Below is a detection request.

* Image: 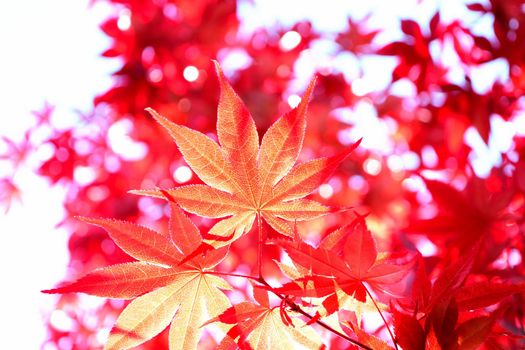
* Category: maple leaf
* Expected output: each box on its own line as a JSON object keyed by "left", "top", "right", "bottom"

{"left": 394, "top": 242, "right": 525, "bottom": 350}
{"left": 404, "top": 242, "right": 478, "bottom": 318}
{"left": 378, "top": 15, "right": 447, "bottom": 93}
{"left": 454, "top": 313, "right": 501, "bottom": 350}
{"left": 203, "top": 290, "right": 323, "bottom": 349}
{"left": 43, "top": 201, "right": 231, "bottom": 350}
{"left": 0, "top": 178, "right": 22, "bottom": 213}
{"left": 0, "top": 132, "right": 32, "bottom": 168}
{"left": 336, "top": 17, "right": 380, "bottom": 55}
{"left": 272, "top": 215, "right": 411, "bottom": 342}
{"left": 427, "top": 243, "right": 478, "bottom": 312}
{"left": 427, "top": 298, "right": 459, "bottom": 349}
{"left": 277, "top": 215, "right": 412, "bottom": 304}
{"left": 271, "top": 274, "right": 387, "bottom": 329}
{"left": 345, "top": 323, "right": 394, "bottom": 350}
{"left": 408, "top": 174, "right": 515, "bottom": 252}
{"left": 392, "top": 310, "right": 425, "bottom": 350}
{"left": 132, "top": 62, "right": 361, "bottom": 248}
{"left": 455, "top": 281, "right": 525, "bottom": 310}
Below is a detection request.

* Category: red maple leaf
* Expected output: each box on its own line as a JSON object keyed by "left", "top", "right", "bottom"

{"left": 275, "top": 215, "right": 412, "bottom": 324}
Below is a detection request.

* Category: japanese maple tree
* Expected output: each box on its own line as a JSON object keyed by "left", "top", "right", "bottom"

{"left": 43, "top": 62, "right": 525, "bottom": 349}
{"left": 45, "top": 64, "right": 364, "bottom": 349}
{"left": 1, "top": 0, "right": 523, "bottom": 348}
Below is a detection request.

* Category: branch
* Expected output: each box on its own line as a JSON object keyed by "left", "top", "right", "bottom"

{"left": 364, "top": 284, "right": 398, "bottom": 350}
{"left": 210, "top": 215, "right": 371, "bottom": 349}
{"left": 259, "top": 279, "right": 373, "bottom": 350}
{"left": 207, "top": 270, "right": 372, "bottom": 349}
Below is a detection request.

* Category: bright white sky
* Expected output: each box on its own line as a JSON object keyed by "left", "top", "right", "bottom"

{"left": 0, "top": 0, "right": 517, "bottom": 348}
{"left": 0, "top": 1, "right": 115, "bottom": 348}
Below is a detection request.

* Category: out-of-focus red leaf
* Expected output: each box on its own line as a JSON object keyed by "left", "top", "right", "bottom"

{"left": 456, "top": 282, "right": 525, "bottom": 310}
{"left": 393, "top": 310, "right": 425, "bottom": 350}
{"left": 427, "top": 298, "right": 459, "bottom": 349}
{"left": 429, "top": 243, "right": 479, "bottom": 310}
{"left": 455, "top": 314, "right": 499, "bottom": 350}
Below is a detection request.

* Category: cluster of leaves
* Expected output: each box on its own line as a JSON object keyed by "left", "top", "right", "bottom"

{"left": 44, "top": 64, "right": 525, "bottom": 348}
{"left": 2, "top": 0, "right": 525, "bottom": 348}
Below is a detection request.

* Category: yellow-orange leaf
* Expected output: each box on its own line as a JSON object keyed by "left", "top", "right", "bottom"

{"left": 241, "top": 308, "right": 322, "bottom": 349}
{"left": 137, "top": 63, "right": 360, "bottom": 247}
{"left": 215, "top": 62, "right": 260, "bottom": 206}
{"left": 262, "top": 212, "right": 294, "bottom": 236}
{"left": 257, "top": 78, "right": 315, "bottom": 198}
{"left": 105, "top": 271, "right": 230, "bottom": 350}
{"left": 105, "top": 279, "right": 184, "bottom": 350}
{"left": 207, "top": 211, "right": 256, "bottom": 242}
{"left": 268, "top": 145, "right": 360, "bottom": 205}
{"left": 168, "top": 274, "right": 231, "bottom": 349}
{"left": 132, "top": 185, "right": 246, "bottom": 218}
{"left": 206, "top": 301, "right": 323, "bottom": 349}
{"left": 45, "top": 203, "right": 232, "bottom": 350}
{"left": 146, "top": 108, "right": 242, "bottom": 195}
{"left": 264, "top": 198, "right": 330, "bottom": 221}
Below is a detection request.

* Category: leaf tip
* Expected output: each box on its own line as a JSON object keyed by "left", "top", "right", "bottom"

{"left": 211, "top": 59, "right": 222, "bottom": 74}
{"left": 304, "top": 75, "right": 318, "bottom": 99}
{"left": 41, "top": 283, "right": 76, "bottom": 295}
{"left": 145, "top": 107, "right": 162, "bottom": 122}
{"left": 212, "top": 60, "right": 231, "bottom": 90}
{"left": 145, "top": 107, "right": 172, "bottom": 128}
{"left": 75, "top": 216, "right": 116, "bottom": 228}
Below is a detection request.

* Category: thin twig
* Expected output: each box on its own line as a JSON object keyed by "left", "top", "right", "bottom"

{"left": 364, "top": 284, "right": 399, "bottom": 350}
{"left": 258, "top": 278, "right": 372, "bottom": 350}
{"left": 207, "top": 215, "right": 372, "bottom": 349}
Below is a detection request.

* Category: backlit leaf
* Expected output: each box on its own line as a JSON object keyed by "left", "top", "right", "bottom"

{"left": 44, "top": 205, "right": 231, "bottom": 350}
{"left": 206, "top": 299, "right": 323, "bottom": 349}
{"left": 134, "top": 64, "right": 360, "bottom": 248}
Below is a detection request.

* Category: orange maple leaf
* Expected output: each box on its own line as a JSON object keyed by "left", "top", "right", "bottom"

{"left": 43, "top": 201, "right": 231, "bottom": 350}
{"left": 133, "top": 62, "right": 360, "bottom": 248}
{"left": 203, "top": 290, "right": 323, "bottom": 349}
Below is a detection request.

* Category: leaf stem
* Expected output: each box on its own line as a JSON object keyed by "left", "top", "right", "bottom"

{"left": 209, "top": 215, "right": 371, "bottom": 349}
{"left": 257, "top": 212, "right": 263, "bottom": 282}
{"left": 364, "top": 284, "right": 399, "bottom": 350}
{"left": 258, "top": 278, "right": 372, "bottom": 350}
